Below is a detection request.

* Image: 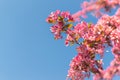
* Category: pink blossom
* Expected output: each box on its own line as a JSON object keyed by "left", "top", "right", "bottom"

{"left": 60, "top": 11, "right": 70, "bottom": 18}
{"left": 46, "top": 10, "right": 60, "bottom": 23}
{"left": 46, "top": 0, "right": 120, "bottom": 80}
{"left": 50, "top": 25, "right": 62, "bottom": 39}
{"left": 72, "top": 0, "right": 120, "bottom": 19}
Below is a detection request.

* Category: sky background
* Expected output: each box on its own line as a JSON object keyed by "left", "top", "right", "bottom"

{"left": 0, "top": 0, "right": 119, "bottom": 80}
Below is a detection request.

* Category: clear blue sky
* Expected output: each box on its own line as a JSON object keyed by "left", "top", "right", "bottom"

{"left": 0, "top": 0, "right": 119, "bottom": 80}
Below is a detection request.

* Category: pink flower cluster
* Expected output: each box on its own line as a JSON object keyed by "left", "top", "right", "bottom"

{"left": 67, "top": 15, "right": 120, "bottom": 80}
{"left": 67, "top": 45, "right": 103, "bottom": 80}
{"left": 46, "top": 0, "right": 120, "bottom": 80}
{"left": 67, "top": 21, "right": 119, "bottom": 80}
{"left": 46, "top": 10, "right": 74, "bottom": 39}
{"left": 72, "top": 0, "right": 120, "bottom": 19}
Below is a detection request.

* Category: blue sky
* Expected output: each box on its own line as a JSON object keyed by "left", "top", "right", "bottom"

{"left": 0, "top": 0, "right": 119, "bottom": 80}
